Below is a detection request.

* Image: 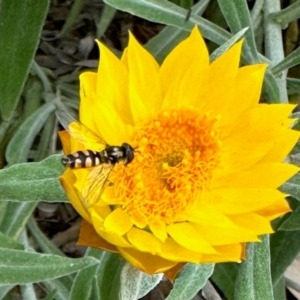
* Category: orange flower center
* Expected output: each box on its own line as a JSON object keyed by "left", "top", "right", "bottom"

{"left": 108, "top": 108, "right": 222, "bottom": 225}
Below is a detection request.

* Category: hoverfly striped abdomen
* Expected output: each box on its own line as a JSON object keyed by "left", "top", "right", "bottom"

{"left": 56, "top": 107, "right": 135, "bottom": 206}
{"left": 62, "top": 143, "right": 135, "bottom": 169}
{"left": 62, "top": 150, "right": 102, "bottom": 169}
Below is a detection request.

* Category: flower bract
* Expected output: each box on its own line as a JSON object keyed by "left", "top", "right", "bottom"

{"left": 59, "top": 26, "right": 299, "bottom": 276}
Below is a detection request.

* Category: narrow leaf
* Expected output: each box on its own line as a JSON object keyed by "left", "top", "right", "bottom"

{"left": 216, "top": 0, "right": 282, "bottom": 102}
{"left": 0, "top": 202, "right": 36, "bottom": 239}
{"left": 234, "top": 244, "right": 255, "bottom": 300}
{"left": 217, "top": 0, "right": 259, "bottom": 62}
{"left": 120, "top": 263, "right": 163, "bottom": 299}
{"left": 104, "top": 0, "right": 232, "bottom": 45}
{"left": 0, "top": 155, "right": 67, "bottom": 203}
{"left": 0, "top": 285, "right": 14, "bottom": 300}
{"left": 287, "top": 78, "right": 300, "bottom": 95}
{"left": 42, "top": 279, "right": 71, "bottom": 300}
{"left": 0, "top": 248, "right": 99, "bottom": 284}
{"left": 210, "top": 27, "right": 249, "bottom": 62}
{"left": 96, "top": 252, "right": 126, "bottom": 299}
{"left": 27, "top": 217, "right": 65, "bottom": 256}
{"left": 211, "top": 263, "right": 238, "bottom": 300}
{"left": 264, "top": 0, "right": 288, "bottom": 102}
{"left": 270, "top": 0, "right": 300, "bottom": 27}
{"left": 166, "top": 263, "right": 214, "bottom": 300}
{"left": 271, "top": 46, "right": 300, "bottom": 75}
{"left": 6, "top": 102, "right": 56, "bottom": 165}
{"left": 41, "top": 289, "right": 57, "bottom": 300}
{"left": 278, "top": 204, "right": 300, "bottom": 231}
{"left": 0, "top": 232, "right": 24, "bottom": 250}
{"left": 59, "top": 0, "right": 86, "bottom": 37}
{"left": 280, "top": 173, "right": 300, "bottom": 201}
{"left": 69, "top": 248, "right": 104, "bottom": 300}
{"left": 271, "top": 229, "right": 300, "bottom": 286}
{"left": 263, "top": 71, "right": 281, "bottom": 103}
{"left": 273, "top": 277, "right": 286, "bottom": 300}
{"left": 96, "top": 4, "right": 117, "bottom": 39}
{"left": 0, "top": 0, "right": 49, "bottom": 120}
{"left": 235, "top": 237, "right": 274, "bottom": 300}
{"left": 252, "top": 236, "right": 274, "bottom": 300}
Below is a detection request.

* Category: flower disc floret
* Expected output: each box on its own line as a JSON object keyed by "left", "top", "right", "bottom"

{"left": 109, "top": 108, "right": 222, "bottom": 225}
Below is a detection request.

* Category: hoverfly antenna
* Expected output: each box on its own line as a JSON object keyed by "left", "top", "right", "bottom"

{"left": 133, "top": 146, "right": 140, "bottom": 154}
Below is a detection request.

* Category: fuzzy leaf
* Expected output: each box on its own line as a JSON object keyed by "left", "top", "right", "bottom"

{"left": 0, "top": 232, "right": 24, "bottom": 250}
{"left": 271, "top": 229, "right": 300, "bottom": 286}
{"left": 278, "top": 204, "right": 300, "bottom": 231}
{"left": 280, "top": 173, "right": 300, "bottom": 201}
{"left": 235, "top": 236, "right": 274, "bottom": 300}
{"left": 211, "top": 263, "right": 238, "bottom": 300}
{"left": 69, "top": 248, "right": 104, "bottom": 300}
{"left": 0, "top": 0, "right": 49, "bottom": 120}
{"left": 104, "top": 0, "right": 231, "bottom": 45}
{"left": 0, "top": 248, "right": 98, "bottom": 284}
{"left": 0, "top": 155, "right": 67, "bottom": 203}
{"left": 166, "top": 263, "right": 214, "bottom": 300}
{"left": 96, "top": 252, "right": 126, "bottom": 299}
{"left": 6, "top": 102, "right": 56, "bottom": 164}
{"left": 120, "top": 263, "right": 163, "bottom": 299}
{"left": 271, "top": 46, "right": 300, "bottom": 75}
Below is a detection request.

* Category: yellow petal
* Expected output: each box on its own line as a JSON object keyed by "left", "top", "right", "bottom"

{"left": 200, "top": 243, "right": 244, "bottom": 263}
{"left": 89, "top": 203, "right": 111, "bottom": 222}
{"left": 149, "top": 221, "right": 168, "bottom": 242}
{"left": 160, "top": 237, "right": 203, "bottom": 263}
{"left": 164, "top": 263, "right": 186, "bottom": 282}
{"left": 221, "top": 104, "right": 296, "bottom": 172}
{"left": 213, "top": 163, "right": 299, "bottom": 189}
{"left": 261, "top": 129, "right": 300, "bottom": 163}
{"left": 192, "top": 222, "right": 259, "bottom": 246}
{"left": 90, "top": 210, "right": 131, "bottom": 247}
{"left": 167, "top": 222, "right": 216, "bottom": 254}
{"left": 207, "top": 188, "right": 287, "bottom": 214}
{"left": 181, "top": 203, "right": 235, "bottom": 228}
{"left": 118, "top": 247, "right": 178, "bottom": 275}
{"left": 79, "top": 71, "right": 99, "bottom": 133}
{"left": 160, "top": 26, "right": 209, "bottom": 108}
{"left": 219, "top": 64, "right": 267, "bottom": 126}
{"left": 79, "top": 71, "right": 97, "bottom": 100}
{"left": 96, "top": 41, "right": 132, "bottom": 124}
{"left": 92, "top": 41, "right": 132, "bottom": 144}
{"left": 229, "top": 213, "right": 274, "bottom": 235}
{"left": 77, "top": 219, "right": 117, "bottom": 252}
{"left": 194, "top": 39, "right": 243, "bottom": 112}
{"left": 256, "top": 198, "right": 291, "bottom": 220}
{"left": 103, "top": 208, "right": 133, "bottom": 235}
{"left": 126, "top": 230, "right": 208, "bottom": 264}
{"left": 130, "top": 210, "right": 148, "bottom": 229}
{"left": 59, "top": 170, "right": 91, "bottom": 222}
{"left": 58, "top": 130, "right": 71, "bottom": 155}
{"left": 127, "top": 32, "right": 162, "bottom": 123}
{"left": 127, "top": 227, "right": 162, "bottom": 254}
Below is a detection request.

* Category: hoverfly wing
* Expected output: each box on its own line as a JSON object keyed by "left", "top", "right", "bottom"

{"left": 56, "top": 106, "right": 107, "bottom": 152}
{"left": 82, "top": 164, "right": 114, "bottom": 207}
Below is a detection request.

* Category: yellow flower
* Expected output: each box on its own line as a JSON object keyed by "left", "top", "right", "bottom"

{"left": 59, "top": 26, "right": 299, "bottom": 276}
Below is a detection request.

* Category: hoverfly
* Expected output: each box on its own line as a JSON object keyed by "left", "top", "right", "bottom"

{"left": 56, "top": 107, "right": 135, "bottom": 207}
